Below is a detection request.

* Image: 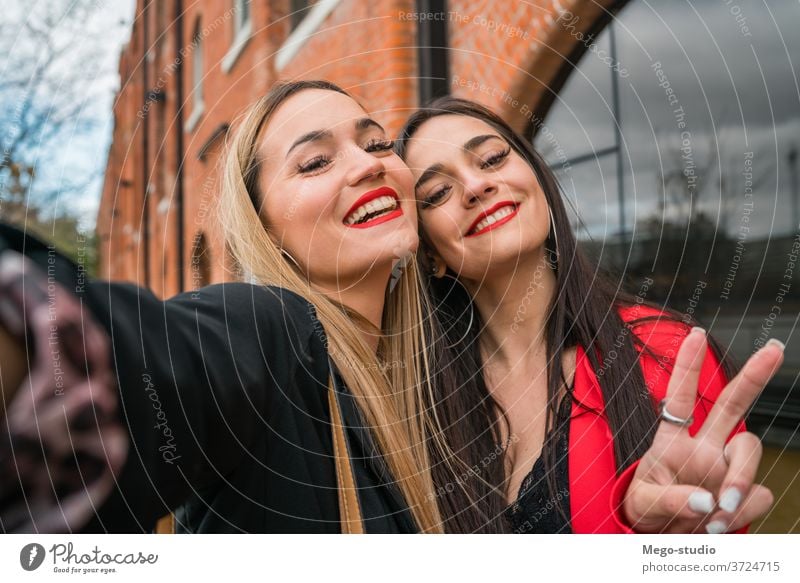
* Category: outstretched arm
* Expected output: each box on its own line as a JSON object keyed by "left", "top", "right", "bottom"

{"left": 0, "top": 223, "right": 325, "bottom": 532}
{"left": 0, "top": 325, "right": 25, "bottom": 416}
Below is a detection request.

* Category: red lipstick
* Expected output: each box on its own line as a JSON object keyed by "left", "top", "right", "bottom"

{"left": 344, "top": 186, "right": 403, "bottom": 229}
{"left": 465, "top": 201, "right": 520, "bottom": 237}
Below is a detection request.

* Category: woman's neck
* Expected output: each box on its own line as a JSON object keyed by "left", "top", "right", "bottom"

{"left": 321, "top": 263, "right": 392, "bottom": 354}
{"left": 465, "top": 252, "right": 557, "bottom": 371}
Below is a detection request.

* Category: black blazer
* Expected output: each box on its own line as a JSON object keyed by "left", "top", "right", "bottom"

{"left": 0, "top": 224, "right": 417, "bottom": 533}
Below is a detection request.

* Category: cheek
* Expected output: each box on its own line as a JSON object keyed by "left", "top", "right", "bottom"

{"left": 385, "top": 157, "right": 416, "bottom": 207}
{"left": 392, "top": 162, "right": 415, "bottom": 197}
{"left": 421, "top": 209, "right": 464, "bottom": 257}
{"left": 261, "top": 180, "right": 339, "bottom": 254}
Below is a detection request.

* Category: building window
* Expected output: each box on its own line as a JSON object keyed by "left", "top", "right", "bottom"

{"left": 222, "top": 0, "right": 252, "bottom": 73}
{"left": 234, "top": 0, "right": 251, "bottom": 36}
{"left": 185, "top": 20, "right": 204, "bottom": 132}
{"left": 289, "top": 0, "right": 315, "bottom": 30}
{"left": 275, "top": 0, "right": 339, "bottom": 71}
{"left": 534, "top": 1, "right": 800, "bottom": 446}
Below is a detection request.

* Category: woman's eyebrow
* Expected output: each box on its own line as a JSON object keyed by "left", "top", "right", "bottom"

{"left": 415, "top": 163, "right": 445, "bottom": 190}
{"left": 285, "top": 118, "right": 384, "bottom": 159}
{"left": 462, "top": 134, "right": 501, "bottom": 152}
{"left": 413, "top": 134, "right": 502, "bottom": 190}
{"left": 286, "top": 129, "right": 333, "bottom": 158}
{"left": 356, "top": 117, "right": 385, "bottom": 133}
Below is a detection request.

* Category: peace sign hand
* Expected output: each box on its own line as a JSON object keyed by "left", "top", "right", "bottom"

{"left": 622, "top": 328, "right": 783, "bottom": 533}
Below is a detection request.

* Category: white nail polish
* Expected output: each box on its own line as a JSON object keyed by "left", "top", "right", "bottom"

{"left": 719, "top": 488, "right": 742, "bottom": 513}
{"left": 688, "top": 491, "right": 714, "bottom": 514}
{"left": 766, "top": 338, "right": 785, "bottom": 351}
{"left": 705, "top": 520, "right": 727, "bottom": 534}
{"left": 691, "top": 326, "right": 706, "bottom": 336}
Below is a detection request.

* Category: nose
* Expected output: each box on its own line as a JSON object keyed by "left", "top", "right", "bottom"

{"left": 345, "top": 145, "right": 386, "bottom": 187}
{"left": 460, "top": 169, "right": 497, "bottom": 208}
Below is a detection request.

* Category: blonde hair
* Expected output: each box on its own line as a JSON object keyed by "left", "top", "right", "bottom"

{"left": 218, "top": 80, "right": 443, "bottom": 532}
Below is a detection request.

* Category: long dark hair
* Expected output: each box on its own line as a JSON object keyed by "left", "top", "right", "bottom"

{"left": 396, "top": 97, "right": 738, "bottom": 533}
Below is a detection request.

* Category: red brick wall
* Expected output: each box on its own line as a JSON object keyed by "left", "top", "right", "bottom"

{"left": 278, "top": 0, "right": 418, "bottom": 135}
{"left": 99, "top": 0, "right": 607, "bottom": 291}
{"left": 447, "top": 0, "right": 623, "bottom": 131}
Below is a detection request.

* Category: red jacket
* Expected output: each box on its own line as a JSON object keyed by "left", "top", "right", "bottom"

{"left": 568, "top": 304, "right": 746, "bottom": 533}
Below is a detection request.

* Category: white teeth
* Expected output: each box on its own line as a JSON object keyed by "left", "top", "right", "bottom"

{"left": 470, "top": 205, "right": 516, "bottom": 235}
{"left": 345, "top": 195, "right": 398, "bottom": 225}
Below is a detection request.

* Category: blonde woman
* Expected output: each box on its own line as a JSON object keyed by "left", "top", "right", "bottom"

{"left": 0, "top": 80, "right": 443, "bottom": 533}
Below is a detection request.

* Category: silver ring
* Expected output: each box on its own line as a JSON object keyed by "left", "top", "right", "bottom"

{"left": 659, "top": 399, "right": 694, "bottom": 427}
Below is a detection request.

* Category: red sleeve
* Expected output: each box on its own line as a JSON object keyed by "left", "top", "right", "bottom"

{"left": 609, "top": 310, "right": 748, "bottom": 533}
{"left": 610, "top": 460, "right": 639, "bottom": 533}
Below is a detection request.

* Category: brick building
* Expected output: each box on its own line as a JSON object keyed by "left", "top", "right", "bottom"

{"left": 100, "top": 0, "right": 800, "bottom": 531}
{"left": 98, "top": 0, "right": 626, "bottom": 296}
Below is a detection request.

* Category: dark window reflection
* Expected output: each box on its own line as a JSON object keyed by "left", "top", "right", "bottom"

{"left": 535, "top": 0, "right": 800, "bottom": 446}
{"left": 290, "top": 0, "right": 317, "bottom": 30}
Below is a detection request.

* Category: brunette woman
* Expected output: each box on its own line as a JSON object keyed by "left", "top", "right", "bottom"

{"left": 396, "top": 98, "right": 782, "bottom": 534}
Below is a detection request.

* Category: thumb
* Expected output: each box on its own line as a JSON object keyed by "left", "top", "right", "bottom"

{"left": 626, "top": 481, "right": 716, "bottom": 532}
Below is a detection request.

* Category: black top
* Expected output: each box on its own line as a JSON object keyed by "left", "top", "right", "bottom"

{"left": 504, "top": 393, "right": 573, "bottom": 534}
{"left": 0, "top": 223, "right": 416, "bottom": 533}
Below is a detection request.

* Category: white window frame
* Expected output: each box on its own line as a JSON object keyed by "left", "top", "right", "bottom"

{"left": 222, "top": 0, "right": 253, "bottom": 73}
{"left": 275, "top": 0, "right": 341, "bottom": 71}
{"left": 186, "top": 23, "right": 205, "bottom": 132}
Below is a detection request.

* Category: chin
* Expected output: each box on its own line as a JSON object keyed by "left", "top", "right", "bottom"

{"left": 464, "top": 247, "right": 537, "bottom": 278}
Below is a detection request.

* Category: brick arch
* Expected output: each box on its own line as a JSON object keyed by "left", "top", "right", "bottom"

{"left": 509, "top": 0, "right": 630, "bottom": 135}
{"left": 447, "top": 0, "right": 629, "bottom": 133}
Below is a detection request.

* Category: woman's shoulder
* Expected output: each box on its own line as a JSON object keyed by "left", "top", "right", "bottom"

{"left": 190, "top": 282, "right": 318, "bottom": 320}
{"left": 616, "top": 302, "right": 692, "bottom": 355}
{"left": 616, "top": 302, "right": 729, "bottom": 405}
{"left": 183, "top": 282, "right": 329, "bottom": 354}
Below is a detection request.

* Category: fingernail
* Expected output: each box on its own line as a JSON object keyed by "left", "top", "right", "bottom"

{"left": 705, "top": 520, "right": 727, "bottom": 534}
{"left": 719, "top": 488, "right": 742, "bottom": 513}
{"left": 0, "top": 252, "right": 23, "bottom": 277}
{"left": 688, "top": 491, "right": 715, "bottom": 514}
{"left": 765, "top": 338, "right": 785, "bottom": 351}
{"left": 691, "top": 326, "right": 706, "bottom": 336}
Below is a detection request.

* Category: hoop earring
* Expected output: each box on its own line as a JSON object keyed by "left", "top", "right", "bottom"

{"left": 280, "top": 248, "right": 303, "bottom": 272}
{"left": 437, "top": 272, "right": 476, "bottom": 350}
{"left": 545, "top": 204, "right": 559, "bottom": 270}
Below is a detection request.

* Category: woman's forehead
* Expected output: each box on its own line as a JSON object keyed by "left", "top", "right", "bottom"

{"left": 406, "top": 115, "right": 497, "bottom": 164}
{"left": 259, "top": 89, "right": 370, "bottom": 157}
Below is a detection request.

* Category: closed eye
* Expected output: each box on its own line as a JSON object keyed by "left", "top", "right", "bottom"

{"left": 364, "top": 138, "right": 395, "bottom": 153}
{"left": 479, "top": 147, "right": 510, "bottom": 170}
{"left": 419, "top": 184, "right": 452, "bottom": 209}
{"left": 297, "top": 155, "right": 331, "bottom": 175}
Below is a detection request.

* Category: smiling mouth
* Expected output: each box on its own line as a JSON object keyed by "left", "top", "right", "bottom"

{"left": 343, "top": 187, "right": 403, "bottom": 229}
{"left": 466, "top": 202, "right": 520, "bottom": 237}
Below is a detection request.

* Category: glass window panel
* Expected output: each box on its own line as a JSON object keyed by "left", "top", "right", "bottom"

{"left": 537, "top": 0, "right": 800, "bottom": 448}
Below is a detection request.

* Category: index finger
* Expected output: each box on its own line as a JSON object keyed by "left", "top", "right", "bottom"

{"left": 660, "top": 327, "right": 708, "bottom": 433}
{"left": 696, "top": 339, "right": 784, "bottom": 445}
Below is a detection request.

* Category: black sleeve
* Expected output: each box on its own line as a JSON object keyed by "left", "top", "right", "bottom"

{"left": 0, "top": 223, "right": 325, "bottom": 532}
